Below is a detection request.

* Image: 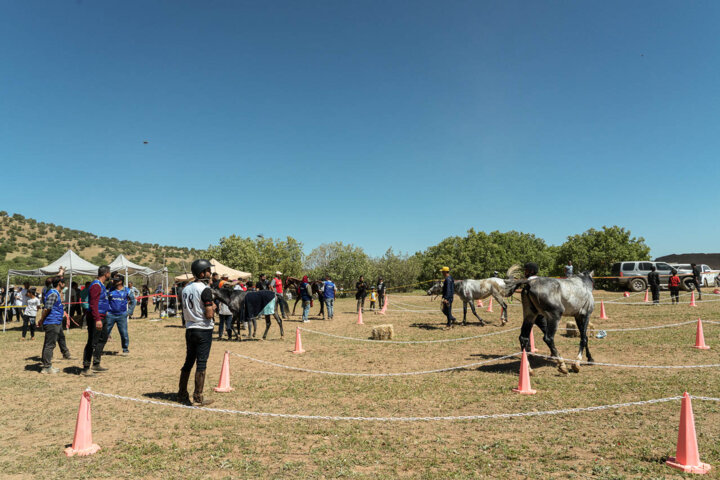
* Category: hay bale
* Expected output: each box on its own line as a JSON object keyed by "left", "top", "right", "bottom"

{"left": 564, "top": 321, "right": 595, "bottom": 338}
{"left": 371, "top": 324, "right": 394, "bottom": 340}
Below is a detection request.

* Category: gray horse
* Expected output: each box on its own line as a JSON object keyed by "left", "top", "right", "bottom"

{"left": 426, "top": 265, "right": 521, "bottom": 326}
{"left": 502, "top": 272, "right": 595, "bottom": 374}
{"left": 212, "top": 287, "right": 285, "bottom": 340}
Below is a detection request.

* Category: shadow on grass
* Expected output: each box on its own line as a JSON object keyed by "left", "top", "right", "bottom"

{"left": 144, "top": 391, "right": 179, "bottom": 402}
{"left": 24, "top": 363, "right": 42, "bottom": 372}
{"left": 409, "top": 323, "right": 444, "bottom": 330}
{"left": 25, "top": 355, "right": 42, "bottom": 362}
{"left": 63, "top": 366, "right": 85, "bottom": 375}
{"left": 103, "top": 350, "right": 120, "bottom": 356}
{"left": 163, "top": 325, "right": 184, "bottom": 329}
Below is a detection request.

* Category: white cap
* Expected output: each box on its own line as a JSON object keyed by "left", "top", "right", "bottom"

{"left": 276, "top": 271, "right": 282, "bottom": 276}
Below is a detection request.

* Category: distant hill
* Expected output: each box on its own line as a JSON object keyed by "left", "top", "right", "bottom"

{"left": 0, "top": 211, "right": 201, "bottom": 278}
{"left": 655, "top": 253, "right": 720, "bottom": 269}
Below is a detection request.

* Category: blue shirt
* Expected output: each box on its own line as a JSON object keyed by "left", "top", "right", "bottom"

{"left": 442, "top": 276, "right": 454, "bottom": 301}
{"left": 108, "top": 287, "right": 130, "bottom": 314}
{"left": 323, "top": 281, "right": 336, "bottom": 299}
{"left": 44, "top": 288, "right": 64, "bottom": 325}
{"left": 300, "top": 282, "right": 313, "bottom": 301}
{"left": 90, "top": 279, "right": 110, "bottom": 315}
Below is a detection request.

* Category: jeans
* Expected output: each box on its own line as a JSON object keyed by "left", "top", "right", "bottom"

{"left": 106, "top": 312, "right": 129, "bottom": 352}
{"left": 325, "top": 298, "right": 334, "bottom": 319}
{"left": 41, "top": 323, "right": 64, "bottom": 367}
{"left": 22, "top": 314, "right": 36, "bottom": 338}
{"left": 650, "top": 285, "right": 660, "bottom": 303}
{"left": 356, "top": 296, "right": 366, "bottom": 313}
{"left": 128, "top": 300, "right": 137, "bottom": 317}
{"left": 83, "top": 314, "right": 108, "bottom": 368}
{"left": 181, "top": 328, "right": 213, "bottom": 372}
{"left": 218, "top": 314, "right": 233, "bottom": 338}
{"left": 378, "top": 293, "right": 385, "bottom": 309}
{"left": 302, "top": 300, "right": 311, "bottom": 322}
{"left": 442, "top": 300, "right": 456, "bottom": 326}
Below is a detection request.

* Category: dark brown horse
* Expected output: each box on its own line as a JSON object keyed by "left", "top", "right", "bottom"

{"left": 284, "top": 277, "right": 326, "bottom": 319}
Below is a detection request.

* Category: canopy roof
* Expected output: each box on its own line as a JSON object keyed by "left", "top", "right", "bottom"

{"left": 174, "top": 258, "right": 251, "bottom": 282}
{"left": 9, "top": 249, "right": 100, "bottom": 277}
{"left": 109, "top": 254, "right": 155, "bottom": 276}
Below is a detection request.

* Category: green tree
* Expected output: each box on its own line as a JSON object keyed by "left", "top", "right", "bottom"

{"left": 206, "top": 235, "right": 304, "bottom": 278}
{"left": 304, "top": 242, "right": 374, "bottom": 289}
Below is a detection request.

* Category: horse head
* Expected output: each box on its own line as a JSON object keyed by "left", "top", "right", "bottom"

{"left": 426, "top": 281, "right": 442, "bottom": 296}
{"left": 578, "top": 271, "right": 595, "bottom": 289}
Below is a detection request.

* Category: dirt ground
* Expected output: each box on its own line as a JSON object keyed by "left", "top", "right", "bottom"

{"left": 2, "top": 289, "right": 720, "bottom": 479}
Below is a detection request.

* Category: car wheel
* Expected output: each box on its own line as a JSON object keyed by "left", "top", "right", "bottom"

{"left": 682, "top": 277, "right": 695, "bottom": 291}
{"left": 629, "top": 278, "right": 646, "bottom": 292}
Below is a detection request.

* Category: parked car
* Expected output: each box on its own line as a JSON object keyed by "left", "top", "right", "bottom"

{"left": 669, "top": 264, "right": 719, "bottom": 288}
{"left": 610, "top": 261, "right": 695, "bottom": 292}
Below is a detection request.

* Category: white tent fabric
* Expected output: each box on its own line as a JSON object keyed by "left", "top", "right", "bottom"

{"left": 8, "top": 249, "right": 99, "bottom": 277}
{"left": 173, "top": 258, "right": 251, "bottom": 282}
{"left": 109, "top": 254, "right": 154, "bottom": 276}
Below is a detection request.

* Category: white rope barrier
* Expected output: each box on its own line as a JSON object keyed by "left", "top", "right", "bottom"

{"left": 298, "top": 326, "right": 522, "bottom": 344}
{"left": 529, "top": 352, "right": 720, "bottom": 369}
{"left": 229, "top": 351, "right": 521, "bottom": 376}
{"left": 88, "top": 389, "right": 714, "bottom": 422}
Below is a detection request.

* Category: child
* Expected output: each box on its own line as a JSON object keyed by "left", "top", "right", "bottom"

{"left": 369, "top": 287, "right": 377, "bottom": 310}
{"left": 22, "top": 288, "right": 41, "bottom": 340}
{"left": 668, "top": 269, "right": 681, "bottom": 304}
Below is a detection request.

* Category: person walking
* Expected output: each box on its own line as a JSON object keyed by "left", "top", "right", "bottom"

{"left": 300, "top": 275, "right": 312, "bottom": 323}
{"left": 691, "top": 263, "right": 703, "bottom": 300}
{"left": 106, "top": 276, "right": 133, "bottom": 355}
{"left": 440, "top": 267, "right": 456, "bottom": 329}
{"left": 376, "top": 277, "right": 386, "bottom": 311}
{"left": 668, "top": 268, "right": 681, "bottom": 304}
{"left": 82, "top": 266, "right": 112, "bottom": 377}
{"left": 564, "top": 261, "right": 574, "bottom": 277}
{"left": 178, "top": 259, "right": 216, "bottom": 406}
{"left": 127, "top": 281, "right": 140, "bottom": 319}
{"left": 140, "top": 285, "right": 149, "bottom": 319}
{"left": 355, "top": 276, "right": 367, "bottom": 313}
{"left": 38, "top": 276, "right": 72, "bottom": 374}
{"left": 648, "top": 265, "right": 660, "bottom": 304}
{"left": 22, "top": 287, "right": 41, "bottom": 340}
{"left": 323, "top": 275, "right": 336, "bottom": 319}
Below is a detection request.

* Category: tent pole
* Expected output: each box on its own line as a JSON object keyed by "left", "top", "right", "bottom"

{"left": 68, "top": 271, "right": 73, "bottom": 331}
{"left": 3, "top": 272, "right": 9, "bottom": 333}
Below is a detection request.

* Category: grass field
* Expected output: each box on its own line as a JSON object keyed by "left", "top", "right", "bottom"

{"left": 2, "top": 289, "right": 720, "bottom": 479}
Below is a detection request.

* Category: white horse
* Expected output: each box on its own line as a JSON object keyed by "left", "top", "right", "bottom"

{"left": 427, "top": 265, "right": 522, "bottom": 326}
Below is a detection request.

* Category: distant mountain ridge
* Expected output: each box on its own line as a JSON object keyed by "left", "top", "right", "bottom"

{"left": 655, "top": 253, "right": 720, "bottom": 269}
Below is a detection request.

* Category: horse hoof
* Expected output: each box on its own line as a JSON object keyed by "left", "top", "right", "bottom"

{"left": 558, "top": 364, "right": 569, "bottom": 375}
{"left": 528, "top": 367, "right": 535, "bottom": 377}
{"left": 571, "top": 363, "right": 580, "bottom": 373}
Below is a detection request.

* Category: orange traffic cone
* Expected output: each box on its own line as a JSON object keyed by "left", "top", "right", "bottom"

{"left": 529, "top": 327, "right": 537, "bottom": 353}
{"left": 690, "top": 292, "right": 697, "bottom": 307}
{"left": 487, "top": 298, "right": 493, "bottom": 313}
{"left": 512, "top": 350, "right": 536, "bottom": 394}
{"left": 600, "top": 300, "right": 608, "bottom": 320}
{"left": 477, "top": 299, "right": 483, "bottom": 308}
{"left": 693, "top": 319, "right": 710, "bottom": 350}
{"left": 214, "top": 351, "right": 234, "bottom": 392}
{"left": 714, "top": 288, "right": 720, "bottom": 295}
{"left": 292, "top": 327, "right": 305, "bottom": 354}
{"left": 666, "top": 392, "right": 711, "bottom": 474}
{"left": 644, "top": 289, "right": 649, "bottom": 303}
{"left": 623, "top": 291, "right": 630, "bottom": 297}
{"left": 378, "top": 295, "right": 387, "bottom": 315}
{"left": 357, "top": 307, "right": 364, "bottom": 325}
{"left": 64, "top": 389, "right": 101, "bottom": 457}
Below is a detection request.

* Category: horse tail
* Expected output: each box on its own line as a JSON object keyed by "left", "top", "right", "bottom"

{"left": 505, "top": 264, "right": 523, "bottom": 280}
{"left": 501, "top": 278, "right": 528, "bottom": 297}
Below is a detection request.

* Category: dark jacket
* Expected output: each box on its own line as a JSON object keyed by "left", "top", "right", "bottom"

{"left": 442, "top": 276, "right": 454, "bottom": 301}
{"left": 648, "top": 271, "right": 660, "bottom": 287}
{"left": 355, "top": 281, "right": 367, "bottom": 299}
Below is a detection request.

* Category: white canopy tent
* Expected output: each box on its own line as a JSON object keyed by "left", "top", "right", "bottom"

{"left": 173, "top": 258, "right": 252, "bottom": 283}
{"left": 3, "top": 249, "right": 100, "bottom": 332}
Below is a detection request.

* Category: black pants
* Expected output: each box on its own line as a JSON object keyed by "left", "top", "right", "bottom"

{"left": 14, "top": 307, "right": 23, "bottom": 321}
{"left": 650, "top": 285, "right": 660, "bottom": 303}
{"left": 356, "top": 296, "right": 366, "bottom": 312}
{"left": 140, "top": 302, "right": 148, "bottom": 318}
{"left": 378, "top": 293, "right": 385, "bottom": 309}
{"left": 41, "top": 323, "right": 69, "bottom": 367}
{"left": 694, "top": 279, "right": 702, "bottom": 298}
{"left": 70, "top": 304, "right": 82, "bottom": 318}
{"left": 22, "top": 314, "right": 36, "bottom": 338}
{"left": 181, "top": 328, "right": 213, "bottom": 372}
{"left": 442, "top": 300, "right": 456, "bottom": 326}
{"left": 670, "top": 287, "right": 680, "bottom": 303}
{"left": 83, "top": 314, "right": 108, "bottom": 368}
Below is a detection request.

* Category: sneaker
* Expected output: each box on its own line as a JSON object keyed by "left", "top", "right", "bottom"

{"left": 40, "top": 366, "right": 59, "bottom": 374}
{"left": 81, "top": 368, "right": 96, "bottom": 377}
{"left": 91, "top": 364, "right": 109, "bottom": 372}
{"left": 63, "top": 355, "right": 75, "bottom": 360}
{"left": 120, "top": 351, "right": 129, "bottom": 356}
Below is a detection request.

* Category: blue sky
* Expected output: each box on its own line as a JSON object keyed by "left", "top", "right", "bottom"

{"left": 1, "top": 1, "right": 719, "bottom": 258}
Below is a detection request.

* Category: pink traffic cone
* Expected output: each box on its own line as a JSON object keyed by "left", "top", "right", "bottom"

{"left": 529, "top": 327, "right": 537, "bottom": 353}
{"left": 600, "top": 300, "right": 608, "bottom": 320}
{"left": 486, "top": 298, "right": 493, "bottom": 313}
{"left": 623, "top": 291, "right": 630, "bottom": 298}
{"left": 690, "top": 291, "right": 697, "bottom": 307}
{"left": 693, "top": 319, "right": 710, "bottom": 350}
{"left": 512, "top": 350, "right": 536, "bottom": 395}
{"left": 214, "top": 351, "right": 234, "bottom": 392}
{"left": 378, "top": 295, "right": 387, "bottom": 315}
{"left": 477, "top": 299, "right": 483, "bottom": 308}
{"left": 644, "top": 289, "right": 649, "bottom": 303}
{"left": 292, "top": 327, "right": 305, "bottom": 354}
{"left": 64, "top": 390, "right": 101, "bottom": 457}
{"left": 357, "top": 307, "right": 364, "bottom": 325}
{"left": 666, "top": 392, "right": 711, "bottom": 474}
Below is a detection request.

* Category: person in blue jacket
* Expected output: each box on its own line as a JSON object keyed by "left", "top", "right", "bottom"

{"left": 106, "top": 277, "right": 135, "bottom": 355}
{"left": 440, "top": 266, "right": 456, "bottom": 329}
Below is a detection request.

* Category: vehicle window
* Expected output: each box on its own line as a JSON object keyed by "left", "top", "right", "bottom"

{"left": 702, "top": 265, "right": 710, "bottom": 272}
{"left": 639, "top": 262, "right": 653, "bottom": 271}
{"left": 622, "top": 263, "right": 635, "bottom": 272}
{"left": 656, "top": 263, "right": 671, "bottom": 271}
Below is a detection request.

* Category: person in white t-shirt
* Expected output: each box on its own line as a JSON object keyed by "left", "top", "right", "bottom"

{"left": 22, "top": 288, "right": 41, "bottom": 340}
{"left": 178, "top": 259, "right": 216, "bottom": 406}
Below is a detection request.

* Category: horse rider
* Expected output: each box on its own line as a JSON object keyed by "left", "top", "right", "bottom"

{"left": 440, "top": 267, "right": 456, "bottom": 329}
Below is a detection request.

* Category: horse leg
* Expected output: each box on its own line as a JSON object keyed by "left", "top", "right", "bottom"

{"left": 518, "top": 315, "right": 536, "bottom": 375}
{"left": 468, "top": 300, "right": 485, "bottom": 326}
{"left": 292, "top": 298, "right": 300, "bottom": 316}
{"left": 250, "top": 318, "right": 257, "bottom": 338}
{"left": 462, "top": 302, "right": 468, "bottom": 325}
{"left": 262, "top": 315, "right": 271, "bottom": 340}
{"left": 318, "top": 297, "right": 325, "bottom": 319}
{"left": 576, "top": 313, "right": 593, "bottom": 366}
{"left": 275, "top": 311, "right": 284, "bottom": 338}
{"left": 541, "top": 313, "right": 567, "bottom": 374}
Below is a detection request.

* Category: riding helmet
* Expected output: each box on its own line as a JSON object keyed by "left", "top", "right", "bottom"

{"left": 191, "top": 259, "right": 213, "bottom": 278}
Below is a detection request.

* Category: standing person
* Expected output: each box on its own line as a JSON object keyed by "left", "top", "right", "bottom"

{"left": 14, "top": 284, "right": 26, "bottom": 322}
{"left": 440, "top": 267, "right": 456, "bottom": 329}
{"left": 82, "top": 265, "right": 112, "bottom": 377}
{"left": 648, "top": 265, "right": 660, "bottom": 304}
{"left": 79, "top": 282, "right": 91, "bottom": 326}
{"left": 217, "top": 287, "right": 234, "bottom": 341}
{"left": 211, "top": 272, "right": 220, "bottom": 288}
{"left": 22, "top": 288, "right": 41, "bottom": 340}
{"left": 668, "top": 268, "right": 681, "bottom": 304}
{"left": 68, "top": 282, "right": 83, "bottom": 320}
{"left": 127, "top": 281, "right": 140, "bottom": 319}
{"left": 300, "top": 275, "right": 312, "bottom": 323}
{"left": 369, "top": 287, "right": 377, "bottom": 310}
{"left": 691, "top": 263, "right": 703, "bottom": 300}
{"left": 106, "top": 276, "right": 134, "bottom": 356}
{"left": 140, "top": 285, "right": 149, "bottom": 319}
{"left": 323, "top": 275, "right": 336, "bottom": 319}
{"left": 564, "top": 261, "right": 574, "bottom": 277}
{"left": 270, "top": 271, "right": 286, "bottom": 318}
{"left": 256, "top": 274, "right": 268, "bottom": 290}
{"left": 218, "top": 274, "right": 229, "bottom": 289}
{"left": 355, "top": 276, "right": 367, "bottom": 313}
{"left": 376, "top": 277, "right": 386, "bottom": 311}
{"left": 178, "top": 259, "right": 216, "bottom": 406}
{"left": 38, "top": 276, "right": 72, "bottom": 374}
